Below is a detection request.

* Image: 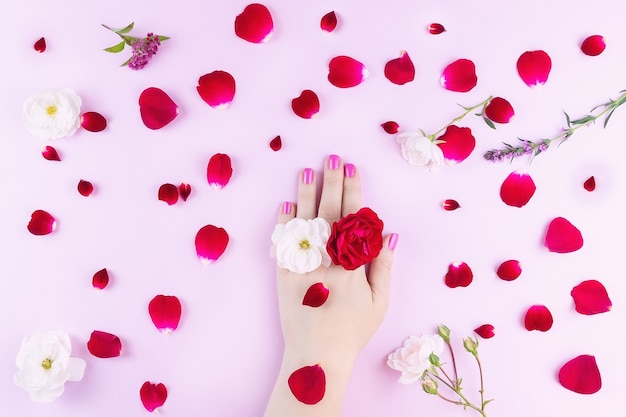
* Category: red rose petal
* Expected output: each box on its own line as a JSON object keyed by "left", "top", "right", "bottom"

{"left": 442, "top": 199, "right": 460, "bottom": 211}
{"left": 440, "top": 59, "right": 477, "bottom": 92}
{"left": 559, "top": 355, "right": 602, "bottom": 394}
{"left": 583, "top": 176, "right": 596, "bottom": 191}
{"left": 427, "top": 23, "right": 446, "bottom": 34}
{"left": 500, "top": 170, "right": 536, "bottom": 207}
{"left": 77, "top": 180, "right": 94, "bottom": 197}
{"left": 158, "top": 183, "right": 179, "bottom": 205}
{"left": 197, "top": 71, "right": 236, "bottom": 109}
{"left": 178, "top": 183, "right": 191, "bottom": 201}
{"left": 545, "top": 217, "right": 584, "bottom": 253}
{"left": 517, "top": 50, "right": 552, "bottom": 87}
{"left": 139, "top": 87, "right": 179, "bottom": 130}
{"left": 87, "top": 330, "right": 122, "bottom": 358}
{"left": 581, "top": 35, "right": 606, "bottom": 56}
{"left": 384, "top": 51, "right": 415, "bottom": 85}
{"left": 571, "top": 280, "right": 612, "bottom": 315}
{"left": 207, "top": 153, "right": 233, "bottom": 189}
{"left": 34, "top": 37, "right": 46, "bottom": 53}
{"left": 140, "top": 381, "right": 168, "bottom": 412}
{"left": 288, "top": 364, "right": 326, "bottom": 404}
{"left": 484, "top": 97, "right": 515, "bottom": 124}
{"left": 92, "top": 268, "right": 110, "bottom": 290}
{"left": 328, "top": 56, "right": 368, "bottom": 88}
{"left": 27, "top": 210, "right": 56, "bottom": 235}
{"left": 195, "top": 224, "right": 229, "bottom": 265}
{"left": 234, "top": 3, "right": 274, "bottom": 43}
{"left": 42, "top": 146, "right": 60, "bottom": 161}
{"left": 497, "top": 260, "right": 522, "bottom": 281}
{"left": 149, "top": 295, "right": 182, "bottom": 333}
{"left": 524, "top": 304, "right": 553, "bottom": 331}
{"left": 381, "top": 121, "right": 399, "bottom": 134}
{"left": 291, "top": 90, "right": 320, "bottom": 119}
{"left": 80, "top": 111, "right": 107, "bottom": 132}
{"left": 474, "top": 324, "right": 495, "bottom": 339}
{"left": 320, "top": 11, "right": 338, "bottom": 32}
{"left": 445, "top": 261, "right": 473, "bottom": 288}
{"left": 269, "top": 135, "right": 282, "bottom": 151}
{"left": 302, "top": 283, "right": 329, "bottom": 307}
{"left": 436, "top": 125, "right": 475, "bottom": 164}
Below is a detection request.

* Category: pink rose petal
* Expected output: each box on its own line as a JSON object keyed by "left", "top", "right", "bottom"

{"left": 234, "top": 3, "right": 274, "bottom": 43}
{"left": 427, "top": 23, "right": 446, "bottom": 34}
{"left": 27, "top": 210, "right": 56, "bottom": 235}
{"left": 158, "top": 183, "right": 179, "bottom": 205}
{"left": 500, "top": 170, "right": 536, "bottom": 207}
{"left": 195, "top": 225, "right": 229, "bottom": 265}
{"left": 384, "top": 51, "right": 415, "bottom": 85}
{"left": 80, "top": 111, "right": 107, "bottom": 132}
{"left": 581, "top": 35, "right": 606, "bottom": 56}
{"left": 445, "top": 261, "right": 473, "bottom": 288}
{"left": 440, "top": 59, "right": 477, "bottom": 92}
{"left": 320, "top": 11, "right": 338, "bottom": 32}
{"left": 474, "top": 324, "right": 495, "bottom": 339}
{"left": 381, "top": 121, "right": 399, "bottom": 134}
{"left": 559, "top": 355, "right": 602, "bottom": 394}
{"left": 288, "top": 364, "right": 326, "bottom": 404}
{"left": 178, "top": 183, "right": 191, "bottom": 201}
{"left": 140, "top": 381, "right": 168, "bottom": 412}
{"left": 207, "top": 153, "right": 233, "bottom": 189}
{"left": 328, "top": 56, "right": 368, "bottom": 88}
{"left": 484, "top": 97, "right": 515, "bottom": 124}
{"left": 436, "top": 125, "right": 475, "bottom": 164}
{"left": 34, "top": 37, "right": 46, "bottom": 53}
{"left": 148, "top": 295, "right": 182, "bottom": 333}
{"left": 92, "top": 268, "right": 110, "bottom": 290}
{"left": 77, "top": 180, "right": 94, "bottom": 197}
{"left": 42, "top": 146, "right": 60, "bottom": 161}
{"left": 571, "top": 280, "right": 612, "bottom": 315}
{"left": 197, "top": 71, "right": 236, "bottom": 109}
{"left": 302, "top": 283, "right": 329, "bottom": 307}
{"left": 583, "top": 176, "right": 596, "bottom": 191}
{"left": 545, "top": 217, "right": 584, "bottom": 253}
{"left": 517, "top": 50, "right": 552, "bottom": 87}
{"left": 291, "top": 90, "right": 320, "bottom": 119}
{"left": 139, "top": 87, "right": 179, "bottom": 130}
{"left": 497, "top": 260, "right": 522, "bottom": 281}
{"left": 269, "top": 135, "right": 282, "bottom": 151}
{"left": 87, "top": 330, "right": 122, "bottom": 358}
{"left": 442, "top": 199, "right": 460, "bottom": 211}
{"left": 524, "top": 304, "right": 553, "bottom": 331}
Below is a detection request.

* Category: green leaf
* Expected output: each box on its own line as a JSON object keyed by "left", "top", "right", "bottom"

{"left": 483, "top": 399, "right": 495, "bottom": 406}
{"left": 483, "top": 117, "right": 495, "bottom": 130}
{"left": 120, "top": 57, "right": 131, "bottom": 67}
{"left": 115, "top": 22, "right": 135, "bottom": 34}
{"left": 571, "top": 115, "right": 595, "bottom": 125}
{"left": 564, "top": 111, "right": 571, "bottom": 127}
{"left": 103, "top": 40, "right": 126, "bottom": 53}
{"left": 157, "top": 35, "right": 170, "bottom": 41}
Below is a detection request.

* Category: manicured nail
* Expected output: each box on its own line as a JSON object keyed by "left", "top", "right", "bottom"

{"left": 344, "top": 163, "right": 356, "bottom": 178}
{"left": 282, "top": 201, "right": 292, "bottom": 214}
{"left": 387, "top": 233, "right": 399, "bottom": 251}
{"left": 328, "top": 154, "right": 340, "bottom": 170}
{"left": 302, "top": 168, "right": 314, "bottom": 184}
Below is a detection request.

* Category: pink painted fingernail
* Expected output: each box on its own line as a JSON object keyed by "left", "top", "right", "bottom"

{"left": 328, "top": 154, "right": 340, "bottom": 170}
{"left": 388, "top": 233, "right": 399, "bottom": 251}
{"left": 344, "top": 163, "right": 356, "bottom": 178}
{"left": 302, "top": 168, "right": 314, "bottom": 184}
{"left": 282, "top": 201, "right": 292, "bottom": 214}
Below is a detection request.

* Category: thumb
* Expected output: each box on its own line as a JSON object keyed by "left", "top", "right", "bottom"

{"left": 368, "top": 233, "right": 398, "bottom": 308}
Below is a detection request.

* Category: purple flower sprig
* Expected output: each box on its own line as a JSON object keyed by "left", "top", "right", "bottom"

{"left": 102, "top": 22, "right": 170, "bottom": 70}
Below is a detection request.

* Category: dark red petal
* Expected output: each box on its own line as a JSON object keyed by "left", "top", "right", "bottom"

{"left": 92, "top": 268, "right": 110, "bottom": 290}
{"left": 178, "top": 183, "right": 192, "bottom": 201}
{"left": 440, "top": 59, "right": 477, "bottom": 92}
{"left": 269, "top": 135, "right": 282, "bottom": 151}
{"left": 42, "top": 146, "right": 60, "bottom": 161}
{"left": 234, "top": 3, "right": 274, "bottom": 43}
{"left": 34, "top": 37, "right": 47, "bottom": 52}
{"left": 27, "top": 210, "right": 56, "bottom": 235}
{"left": 87, "top": 330, "right": 122, "bottom": 358}
{"left": 288, "top": 364, "right": 326, "bottom": 404}
{"left": 517, "top": 50, "right": 552, "bottom": 87}
{"left": 139, "top": 87, "right": 179, "bottom": 130}
{"left": 80, "top": 112, "right": 107, "bottom": 132}
{"left": 559, "top": 355, "right": 602, "bottom": 394}
{"left": 158, "top": 183, "right": 179, "bottom": 205}
{"left": 196, "top": 71, "right": 236, "bottom": 109}
{"left": 497, "top": 260, "right": 522, "bottom": 281}
{"left": 484, "top": 97, "right": 515, "bottom": 124}
{"left": 523, "top": 304, "right": 553, "bottom": 331}
{"left": 474, "top": 324, "right": 495, "bottom": 339}
{"left": 583, "top": 176, "right": 596, "bottom": 191}
{"left": 571, "top": 280, "right": 612, "bottom": 315}
{"left": 207, "top": 153, "right": 233, "bottom": 189}
{"left": 140, "top": 381, "right": 168, "bottom": 412}
{"left": 384, "top": 51, "right": 415, "bottom": 85}
{"left": 436, "top": 125, "right": 475, "bottom": 164}
{"left": 149, "top": 295, "right": 182, "bottom": 333}
{"left": 581, "top": 35, "right": 606, "bottom": 56}
{"left": 291, "top": 90, "right": 320, "bottom": 119}
{"left": 320, "top": 11, "right": 338, "bottom": 32}
{"left": 195, "top": 225, "right": 229, "bottom": 264}
{"left": 302, "top": 283, "right": 329, "bottom": 307}
{"left": 77, "top": 180, "right": 94, "bottom": 197}
{"left": 500, "top": 170, "right": 536, "bottom": 207}
{"left": 442, "top": 199, "right": 460, "bottom": 211}
{"left": 545, "top": 217, "right": 584, "bottom": 253}
{"left": 444, "top": 261, "right": 473, "bottom": 288}
{"left": 427, "top": 23, "right": 446, "bottom": 34}
{"left": 328, "top": 56, "right": 368, "bottom": 88}
{"left": 381, "top": 121, "right": 399, "bottom": 134}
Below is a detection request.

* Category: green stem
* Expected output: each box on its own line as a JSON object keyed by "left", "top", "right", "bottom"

{"left": 430, "top": 371, "right": 488, "bottom": 417}
{"left": 476, "top": 355, "right": 486, "bottom": 411}
{"left": 429, "top": 96, "right": 492, "bottom": 139}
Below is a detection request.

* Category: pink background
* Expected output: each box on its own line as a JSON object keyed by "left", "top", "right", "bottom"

{"left": 1, "top": 0, "right": 625, "bottom": 415}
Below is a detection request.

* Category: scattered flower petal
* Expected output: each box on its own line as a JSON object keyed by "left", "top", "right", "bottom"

{"left": 497, "top": 260, "right": 522, "bottom": 281}
{"left": 196, "top": 71, "right": 236, "bottom": 109}
{"left": 474, "top": 324, "right": 495, "bottom": 339}
{"left": 178, "top": 183, "right": 191, "bottom": 201}
{"left": 27, "top": 210, "right": 56, "bottom": 235}
{"left": 92, "top": 268, "right": 109, "bottom": 290}
{"left": 500, "top": 170, "right": 536, "bottom": 207}
{"left": 291, "top": 90, "right": 320, "bottom": 119}
{"left": 34, "top": 37, "right": 46, "bottom": 53}
{"left": 381, "top": 121, "right": 399, "bottom": 134}
{"left": 140, "top": 381, "right": 168, "bottom": 412}
{"left": 288, "top": 364, "right": 326, "bottom": 404}
{"left": 320, "top": 11, "right": 338, "bottom": 32}
{"left": 484, "top": 97, "right": 515, "bottom": 123}
{"left": 558, "top": 355, "right": 602, "bottom": 394}
{"left": 195, "top": 224, "right": 229, "bottom": 264}
{"left": 42, "top": 146, "right": 60, "bottom": 161}
{"left": 523, "top": 304, "right": 553, "bottom": 331}
{"left": 158, "top": 183, "right": 178, "bottom": 205}
{"left": 77, "top": 180, "right": 94, "bottom": 197}
{"left": 138, "top": 87, "right": 179, "bottom": 130}
{"left": 207, "top": 153, "right": 233, "bottom": 189}
{"left": 384, "top": 51, "right": 415, "bottom": 85}
{"left": 442, "top": 199, "right": 460, "bottom": 211}
{"left": 87, "top": 330, "right": 122, "bottom": 358}
{"left": 427, "top": 23, "right": 446, "bottom": 34}
{"left": 148, "top": 295, "right": 182, "bottom": 333}
{"left": 269, "top": 135, "right": 282, "bottom": 151}
{"left": 544, "top": 217, "right": 584, "bottom": 253}
{"left": 328, "top": 56, "right": 368, "bottom": 88}
{"left": 581, "top": 35, "right": 606, "bottom": 56}
{"left": 436, "top": 125, "right": 475, "bottom": 164}
{"left": 517, "top": 50, "right": 552, "bottom": 87}
{"left": 234, "top": 3, "right": 274, "bottom": 43}
{"left": 80, "top": 112, "right": 107, "bottom": 132}
{"left": 571, "top": 280, "right": 612, "bottom": 315}
{"left": 445, "top": 261, "right": 473, "bottom": 288}
{"left": 302, "top": 282, "right": 329, "bottom": 307}
{"left": 583, "top": 176, "right": 596, "bottom": 191}
{"left": 440, "top": 59, "right": 477, "bottom": 92}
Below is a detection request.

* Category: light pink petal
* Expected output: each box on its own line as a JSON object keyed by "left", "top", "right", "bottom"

{"left": 269, "top": 135, "right": 282, "bottom": 151}
{"left": 42, "top": 146, "right": 60, "bottom": 161}
{"left": 581, "top": 35, "right": 606, "bottom": 56}
{"left": 139, "top": 87, "right": 179, "bottom": 130}
{"left": 234, "top": 3, "right": 274, "bottom": 43}
{"left": 87, "top": 330, "right": 122, "bottom": 358}
{"left": 92, "top": 268, "right": 110, "bottom": 290}
{"left": 571, "top": 280, "right": 612, "bottom": 315}
{"left": 517, "top": 50, "right": 552, "bottom": 87}
{"left": 384, "top": 51, "right": 415, "bottom": 85}
{"left": 500, "top": 170, "right": 536, "bottom": 207}
{"left": 140, "top": 381, "right": 168, "bottom": 412}
{"left": 34, "top": 37, "right": 46, "bottom": 52}
{"left": 288, "top": 364, "right": 326, "bottom": 404}
{"left": 497, "top": 260, "right": 522, "bottom": 281}
{"left": 328, "top": 56, "right": 368, "bottom": 88}
{"left": 320, "top": 11, "right": 338, "bottom": 32}
{"left": 559, "top": 355, "right": 602, "bottom": 394}
{"left": 440, "top": 59, "right": 477, "bottom": 92}
{"left": 445, "top": 261, "right": 473, "bottom": 288}
{"left": 545, "top": 217, "right": 584, "bottom": 253}
{"left": 158, "top": 183, "right": 179, "bottom": 205}
{"left": 195, "top": 224, "right": 229, "bottom": 264}
{"left": 291, "top": 90, "right": 320, "bottom": 119}
{"left": 583, "top": 176, "right": 596, "bottom": 191}
{"left": 381, "top": 121, "right": 399, "bottom": 134}
{"left": 302, "top": 283, "right": 329, "bottom": 307}
{"left": 148, "top": 295, "right": 182, "bottom": 333}
{"left": 207, "top": 153, "right": 233, "bottom": 189}
{"left": 197, "top": 71, "right": 236, "bottom": 109}
{"left": 524, "top": 304, "right": 553, "bottom": 331}
{"left": 485, "top": 97, "right": 515, "bottom": 124}
{"left": 442, "top": 199, "right": 460, "bottom": 211}
{"left": 474, "top": 324, "right": 495, "bottom": 339}
{"left": 77, "top": 180, "right": 94, "bottom": 197}
{"left": 27, "top": 210, "right": 56, "bottom": 235}
{"left": 436, "top": 125, "right": 475, "bottom": 164}
{"left": 178, "top": 183, "right": 192, "bottom": 201}
{"left": 80, "top": 112, "right": 107, "bottom": 132}
{"left": 427, "top": 23, "right": 446, "bottom": 34}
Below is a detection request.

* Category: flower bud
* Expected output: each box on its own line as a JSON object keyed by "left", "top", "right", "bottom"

{"left": 421, "top": 379, "right": 438, "bottom": 395}
{"left": 428, "top": 353, "right": 441, "bottom": 367}
{"left": 437, "top": 324, "right": 451, "bottom": 343}
{"left": 463, "top": 337, "right": 479, "bottom": 356}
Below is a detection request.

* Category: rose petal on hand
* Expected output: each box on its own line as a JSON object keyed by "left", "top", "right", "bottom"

{"left": 197, "top": 71, "right": 236, "bottom": 109}
{"left": 559, "top": 355, "right": 602, "bottom": 394}
{"left": 302, "top": 282, "right": 329, "bottom": 307}
{"left": 149, "top": 295, "right": 182, "bottom": 333}
{"left": 92, "top": 268, "right": 110, "bottom": 289}
{"left": 80, "top": 112, "right": 107, "bottom": 132}
{"left": 42, "top": 146, "right": 60, "bottom": 161}
{"left": 500, "top": 170, "right": 536, "bottom": 207}
{"left": 87, "top": 330, "right": 122, "bottom": 358}
{"left": 269, "top": 135, "right": 282, "bottom": 151}
{"left": 291, "top": 90, "right": 320, "bottom": 119}
{"left": 139, "top": 87, "right": 179, "bottom": 130}
{"left": 195, "top": 225, "right": 229, "bottom": 264}
{"left": 328, "top": 56, "right": 368, "bottom": 88}
{"left": 571, "top": 280, "right": 612, "bottom": 315}
{"left": 235, "top": 3, "right": 274, "bottom": 43}
{"left": 440, "top": 59, "right": 477, "bottom": 92}
{"left": 27, "top": 210, "right": 56, "bottom": 235}
{"left": 445, "top": 261, "right": 473, "bottom": 288}
{"left": 474, "top": 324, "right": 495, "bottom": 339}
{"left": 436, "top": 125, "right": 475, "bottom": 164}
{"left": 288, "top": 364, "right": 326, "bottom": 404}
{"left": 320, "top": 11, "right": 338, "bottom": 32}
{"left": 583, "top": 176, "right": 596, "bottom": 191}
{"left": 384, "top": 51, "right": 415, "bottom": 85}
{"left": 77, "top": 179, "right": 94, "bottom": 197}
{"left": 497, "top": 260, "right": 522, "bottom": 281}
{"left": 140, "top": 381, "right": 168, "bottom": 412}
{"left": 523, "top": 304, "right": 553, "bottom": 331}
{"left": 517, "top": 50, "right": 552, "bottom": 87}
{"left": 158, "top": 183, "right": 179, "bottom": 205}
{"left": 544, "top": 217, "right": 584, "bottom": 253}
{"left": 207, "top": 153, "right": 233, "bottom": 189}
{"left": 581, "top": 35, "right": 606, "bottom": 56}
{"left": 484, "top": 97, "right": 515, "bottom": 124}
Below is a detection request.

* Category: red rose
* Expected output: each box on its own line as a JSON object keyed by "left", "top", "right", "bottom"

{"left": 326, "top": 207, "right": 384, "bottom": 270}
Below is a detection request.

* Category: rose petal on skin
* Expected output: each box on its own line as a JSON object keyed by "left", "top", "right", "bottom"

{"left": 138, "top": 87, "right": 179, "bottom": 130}
{"left": 178, "top": 183, "right": 191, "bottom": 201}
{"left": 484, "top": 97, "right": 515, "bottom": 124}
{"left": 328, "top": 56, "right": 368, "bottom": 88}
{"left": 442, "top": 199, "right": 460, "bottom": 211}
{"left": 500, "top": 170, "right": 536, "bottom": 207}
{"left": 571, "top": 280, "right": 612, "bottom": 315}
{"left": 195, "top": 225, "right": 229, "bottom": 265}
{"left": 291, "top": 90, "right": 320, "bottom": 119}
{"left": 381, "top": 121, "right": 399, "bottom": 134}
{"left": 34, "top": 37, "right": 46, "bottom": 52}
{"left": 42, "top": 146, "right": 60, "bottom": 161}
{"left": 384, "top": 51, "right": 415, "bottom": 85}
{"left": 320, "top": 11, "right": 338, "bottom": 32}
{"left": 559, "top": 355, "right": 602, "bottom": 394}
{"left": 92, "top": 268, "right": 110, "bottom": 290}
{"left": 445, "top": 261, "right": 473, "bottom": 288}
{"left": 497, "top": 260, "right": 522, "bottom": 281}
{"left": 517, "top": 50, "right": 552, "bottom": 87}
{"left": 158, "top": 183, "right": 179, "bottom": 205}
{"left": 581, "top": 35, "right": 606, "bottom": 56}
{"left": 148, "top": 295, "right": 182, "bottom": 333}
{"left": 77, "top": 180, "right": 94, "bottom": 197}
{"left": 207, "top": 153, "right": 233, "bottom": 189}
{"left": 302, "top": 283, "right": 329, "bottom": 307}
{"left": 80, "top": 111, "right": 107, "bottom": 132}
{"left": 523, "top": 304, "right": 553, "bottom": 331}
{"left": 474, "top": 324, "right": 495, "bottom": 339}
{"left": 196, "top": 71, "right": 236, "bottom": 109}
{"left": 269, "top": 135, "right": 282, "bottom": 151}
{"left": 87, "top": 330, "right": 122, "bottom": 358}
{"left": 436, "top": 125, "right": 475, "bottom": 164}
{"left": 428, "top": 23, "right": 446, "bottom": 34}
{"left": 545, "top": 217, "right": 584, "bottom": 253}
{"left": 583, "top": 176, "right": 596, "bottom": 191}
{"left": 440, "top": 59, "right": 477, "bottom": 92}
{"left": 288, "top": 364, "right": 326, "bottom": 404}
{"left": 27, "top": 210, "right": 56, "bottom": 235}
{"left": 140, "top": 381, "right": 168, "bottom": 412}
{"left": 234, "top": 3, "right": 274, "bottom": 43}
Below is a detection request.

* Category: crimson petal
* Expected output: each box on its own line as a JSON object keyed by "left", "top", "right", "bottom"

{"left": 291, "top": 90, "right": 320, "bottom": 119}
{"left": 158, "top": 183, "right": 179, "bottom": 205}
{"left": 288, "top": 364, "right": 326, "bottom": 404}
{"left": 140, "top": 381, "right": 168, "bottom": 412}
{"left": 195, "top": 225, "right": 229, "bottom": 265}
{"left": 87, "top": 330, "right": 122, "bottom": 358}
{"left": 559, "top": 355, "right": 602, "bottom": 394}
{"left": 440, "top": 59, "right": 477, "bottom": 92}
{"left": 78, "top": 180, "right": 94, "bottom": 197}
{"left": 207, "top": 153, "right": 233, "bottom": 189}
{"left": 197, "top": 71, "right": 236, "bottom": 109}
{"left": 80, "top": 111, "right": 107, "bottom": 132}
{"left": 235, "top": 3, "right": 274, "bottom": 43}
{"left": 524, "top": 304, "right": 553, "bottom": 331}
{"left": 381, "top": 121, "right": 399, "bottom": 134}
{"left": 474, "top": 324, "right": 495, "bottom": 339}
{"left": 302, "top": 283, "right": 329, "bottom": 307}
{"left": 428, "top": 23, "right": 446, "bottom": 34}
{"left": 384, "top": 51, "right": 415, "bottom": 85}
{"left": 442, "top": 199, "right": 460, "bottom": 211}
{"left": 42, "top": 146, "right": 60, "bottom": 161}
{"left": 581, "top": 35, "right": 606, "bottom": 56}
{"left": 445, "top": 261, "right": 473, "bottom": 288}
{"left": 545, "top": 217, "right": 583, "bottom": 253}
{"left": 92, "top": 268, "right": 110, "bottom": 290}
{"left": 500, "top": 170, "right": 536, "bottom": 207}
{"left": 269, "top": 135, "right": 282, "bottom": 151}
{"left": 27, "top": 210, "right": 56, "bottom": 235}
{"left": 517, "top": 50, "right": 552, "bottom": 87}
{"left": 34, "top": 37, "right": 46, "bottom": 52}
{"left": 328, "top": 56, "right": 368, "bottom": 88}
{"left": 179, "top": 183, "right": 192, "bottom": 201}
{"left": 139, "top": 87, "right": 179, "bottom": 130}
{"left": 583, "top": 176, "right": 596, "bottom": 191}
{"left": 484, "top": 97, "right": 515, "bottom": 124}
{"left": 320, "top": 11, "right": 338, "bottom": 32}
{"left": 436, "top": 125, "right": 475, "bottom": 164}
{"left": 571, "top": 280, "right": 612, "bottom": 315}
{"left": 149, "top": 295, "right": 182, "bottom": 333}
{"left": 497, "top": 260, "right": 522, "bottom": 281}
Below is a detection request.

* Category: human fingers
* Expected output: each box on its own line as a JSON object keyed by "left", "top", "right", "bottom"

{"left": 367, "top": 233, "right": 399, "bottom": 309}
{"left": 296, "top": 167, "right": 317, "bottom": 219}
{"left": 317, "top": 155, "right": 345, "bottom": 224}
{"left": 341, "top": 163, "right": 362, "bottom": 216}
{"left": 276, "top": 201, "right": 296, "bottom": 224}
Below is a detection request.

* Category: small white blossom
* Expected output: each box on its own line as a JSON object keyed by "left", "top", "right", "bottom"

{"left": 387, "top": 334, "right": 444, "bottom": 384}
{"left": 396, "top": 132, "right": 444, "bottom": 171}
{"left": 270, "top": 217, "right": 331, "bottom": 274}
{"left": 23, "top": 89, "right": 82, "bottom": 140}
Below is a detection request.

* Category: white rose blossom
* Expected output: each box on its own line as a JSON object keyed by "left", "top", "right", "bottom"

{"left": 23, "top": 89, "right": 82, "bottom": 140}
{"left": 14, "top": 331, "right": 86, "bottom": 403}
{"left": 396, "top": 132, "right": 444, "bottom": 171}
{"left": 387, "top": 334, "right": 444, "bottom": 384}
{"left": 270, "top": 217, "right": 331, "bottom": 274}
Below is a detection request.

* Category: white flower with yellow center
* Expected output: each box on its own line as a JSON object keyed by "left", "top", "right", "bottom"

{"left": 270, "top": 217, "right": 331, "bottom": 274}
{"left": 23, "top": 89, "right": 82, "bottom": 140}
